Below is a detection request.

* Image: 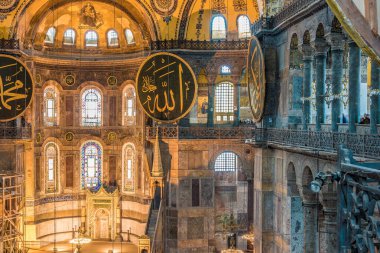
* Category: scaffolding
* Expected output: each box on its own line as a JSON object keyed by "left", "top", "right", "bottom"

{"left": 0, "top": 173, "right": 24, "bottom": 253}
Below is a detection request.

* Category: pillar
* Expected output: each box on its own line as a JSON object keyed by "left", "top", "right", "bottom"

{"left": 328, "top": 34, "right": 344, "bottom": 132}
{"left": 303, "top": 202, "right": 318, "bottom": 253}
{"left": 302, "top": 45, "right": 313, "bottom": 130}
{"left": 234, "top": 82, "right": 241, "bottom": 126}
{"left": 348, "top": 40, "right": 361, "bottom": 133}
{"left": 320, "top": 192, "right": 338, "bottom": 252}
{"left": 313, "top": 40, "right": 328, "bottom": 131}
{"left": 207, "top": 83, "right": 215, "bottom": 127}
{"left": 370, "top": 60, "right": 379, "bottom": 134}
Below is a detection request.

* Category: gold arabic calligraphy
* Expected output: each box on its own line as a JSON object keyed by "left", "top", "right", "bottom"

{"left": 0, "top": 64, "right": 28, "bottom": 111}
{"left": 141, "top": 59, "right": 188, "bottom": 115}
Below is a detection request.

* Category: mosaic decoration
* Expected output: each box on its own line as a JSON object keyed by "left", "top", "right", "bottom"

{"left": 233, "top": 0, "right": 247, "bottom": 12}
{"left": 247, "top": 36, "right": 266, "bottom": 122}
{"left": 195, "top": 0, "right": 207, "bottom": 40}
{"left": 0, "top": 0, "right": 19, "bottom": 22}
{"left": 123, "top": 144, "right": 135, "bottom": 192}
{"left": 107, "top": 76, "right": 117, "bottom": 87}
{"left": 64, "top": 74, "right": 75, "bottom": 86}
{"left": 197, "top": 96, "right": 208, "bottom": 118}
{"left": 65, "top": 132, "right": 74, "bottom": 142}
{"left": 35, "top": 74, "right": 42, "bottom": 86}
{"left": 79, "top": 2, "right": 104, "bottom": 29}
{"left": 150, "top": 0, "right": 177, "bottom": 16}
{"left": 36, "top": 132, "right": 42, "bottom": 144}
{"left": 212, "top": 0, "right": 226, "bottom": 14}
{"left": 0, "top": 54, "right": 33, "bottom": 122}
{"left": 107, "top": 131, "right": 117, "bottom": 142}
{"left": 136, "top": 53, "right": 198, "bottom": 123}
{"left": 81, "top": 141, "right": 102, "bottom": 190}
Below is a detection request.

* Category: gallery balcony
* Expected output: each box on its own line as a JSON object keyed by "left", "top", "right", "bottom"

{"left": 0, "top": 126, "right": 32, "bottom": 140}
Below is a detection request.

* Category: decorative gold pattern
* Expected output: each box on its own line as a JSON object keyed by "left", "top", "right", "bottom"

{"left": 64, "top": 75, "right": 75, "bottom": 86}
{"left": 107, "top": 76, "right": 118, "bottom": 87}
{"left": 79, "top": 3, "right": 104, "bottom": 29}
{"left": 107, "top": 131, "right": 117, "bottom": 142}
{"left": 65, "top": 132, "right": 74, "bottom": 142}
{"left": 247, "top": 36, "right": 265, "bottom": 123}
{"left": 36, "top": 132, "right": 42, "bottom": 144}
{"left": 150, "top": 0, "right": 177, "bottom": 16}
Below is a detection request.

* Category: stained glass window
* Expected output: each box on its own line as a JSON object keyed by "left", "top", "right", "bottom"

{"left": 237, "top": 15, "right": 251, "bottom": 39}
{"left": 44, "top": 87, "right": 58, "bottom": 126}
{"left": 82, "top": 88, "right": 102, "bottom": 126}
{"left": 212, "top": 15, "right": 227, "bottom": 40}
{"left": 123, "top": 86, "right": 136, "bottom": 126}
{"left": 45, "top": 27, "right": 56, "bottom": 44}
{"left": 125, "top": 29, "right": 135, "bottom": 44}
{"left": 123, "top": 144, "right": 135, "bottom": 192}
{"left": 85, "top": 30, "right": 98, "bottom": 47}
{"left": 107, "top": 29, "right": 119, "bottom": 47}
{"left": 81, "top": 141, "right": 102, "bottom": 189}
{"left": 45, "top": 143, "right": 58, "bottom": 193}
{"left": 215, "top": 82, "right": 234, "bottom": 122}
{"left": 214, "top": 152, "right": 238, "bottom": 172}
{"left": 63, "top": 29, "right": 75, "bottom": 45}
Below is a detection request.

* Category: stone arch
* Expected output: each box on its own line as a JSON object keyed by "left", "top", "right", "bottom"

{"left": 316, "top": 23, "right": 325, "bottom": 39}
{"left": 289, "top": 33, "right": 302, "bottom": 69}
{"left": 331, "top": 16, "right": 343, "bottom": 33}
{"left": 287, "top": 162, "right": 299, "bottom": 196}
{"left": 303, "top": 30, "right": 311, "bottom": 45}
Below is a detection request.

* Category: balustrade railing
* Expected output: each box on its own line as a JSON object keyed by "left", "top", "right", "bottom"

{"left": 337, "top": 147, "right": 380, "bottom": 252}
{"left": 151, "top": 39, "right": 249, "bottom": 51}
{"left": 0, "top": 127, "right": 32, "bottom": 139}
{"left": 146, "top": 126, "right": 255, "bottom": 139}
{"left": 0, "top": 39, "right": 19, "bottom": 50}
{"left": 249, "top": 128, "right": 380, "bottom": 159}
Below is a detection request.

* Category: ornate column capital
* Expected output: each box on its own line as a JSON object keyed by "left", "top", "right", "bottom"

{"left": 326, "top": 33, "right": 345, "bottom": 51}
{"left": 312, "top": 38, "right": 329, "bottom": 56}
{"left": 301, "top": 44, "right": 314, "bottom": 61}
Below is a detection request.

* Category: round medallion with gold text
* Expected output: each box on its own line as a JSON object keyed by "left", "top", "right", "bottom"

{"left": 136, "top": 53, "right": 198, "bottom": 123}
{"left": 247, "top": 36, "right": 266, "bottom": 123}
{"left": 0, "top": 54, "right": 33, "bottom": 122}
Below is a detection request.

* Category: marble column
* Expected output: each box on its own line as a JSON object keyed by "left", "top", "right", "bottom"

{"left": 319, "top": 189, "right": 338, "bottom": 252}
{"left": 302, "top": 45, "right": 314, "bottom": 130}
{"left": 303, "top": 201, "right": 318, "bottom": 253}
{"left": 233, "top": 82, "right": 241, "bottom": 126}
{"left": 207, "top": 82, "right": 215, "bottom": 127}
{"left": 370, "top": 60, "right": 379, "bottom": 134}
{"left": 313, "top": 39, "right": 329, "bottom": 131}
{"left": 328, "top": 34, "right": 344, "bottom": 132}
{"left": 348, "top": 41, "right": 361, "bottom": 133}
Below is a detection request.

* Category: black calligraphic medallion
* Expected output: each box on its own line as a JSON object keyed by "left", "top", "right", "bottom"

{"left": 0, "top": 54, "right": 33, "bottom": 122}
{"left": 247, "top": 36, "right": 266, "bottom": 123}
{"left": 136, "top": 53, "right": 198, "bottom": 123}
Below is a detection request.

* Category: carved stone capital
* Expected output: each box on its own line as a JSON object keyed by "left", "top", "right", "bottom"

{"left": 312, "top": 38, "right": 329, "bottom": 56}
{"left": 301, "top": 45, "right": 314, "bottom": 60}
{"left": 326, "top": 33, "right": 345, "bottom": 51}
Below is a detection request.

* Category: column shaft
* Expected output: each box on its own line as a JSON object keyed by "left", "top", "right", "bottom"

{"left": 302, "top": 58, "right": 313, "bottom": 129}
{"left": 348, "top": 42, "right": 361, "bottom": 133}
{"left": 331, "top": 49, "right": 344, "bottom": 131}
{"left": 370, "top": 60, "right": 379, "bottom": 134}
{"left": 234, "top": 83, "right": 240, "bottom": 126}
{"left": 303, "top": 203, "right": 318, "bottom": 253}
{"left": 207, "top": 83, "right": 214, "bottom": 127}
{"left": 315, "top": 53, "right": 327, "bottom": 131}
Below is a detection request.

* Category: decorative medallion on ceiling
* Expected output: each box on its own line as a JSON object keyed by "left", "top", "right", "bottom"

{"left": 233, "top": 0, "right": 247, "bottom": 12}
{"left": 212, "top": 0, "right": 226, "bottom": 14}
{"left": 150, "top": 0, "right": 177, "bottom": 23}
{"left": 0, "top": 0, "right": 19, "bottom": 22}
{"left": 79, "top": 3, "right": 104, "bottom": 29}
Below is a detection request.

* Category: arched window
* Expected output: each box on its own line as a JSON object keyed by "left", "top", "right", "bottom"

{"left": 123, "top": 86, "right": 136, "bottom": 126}
{"left": 43, "top": 87, "right": 59, "bottom": 126}
{"left": 82, "top": 88, "right": 102, "bottom": 126}
{"left": 45, "top": 27, "right": 56, "bottom": 44}
{"left": 107, "top": 29, "right": 119, "bottom": 47}
{"left": 45, "top": 143, "right": 59, "bottom": 193}
{"left": 81, "top": 141, "right": 102, "bottom": 189}
{"left": 221, "top": 65, "right": 231, "bottom": 74}
{"left": 63, "top": 29, "right": 75, "bottom": 45}
{"left": 125, "top": 29, "right": 135, "bottom": 44}
{"left": 215, "top": 82, "right": 234, "bottom": 122}
{"left": 211, "top": 15, "right": 227, "bottom": 40}
{"left": 237, "top": 15, "right": 251, "bottom": 39}
{"left": 122, "top": 143, "right": 135, "bottom": 192}
{"left": 214, "top": 152, "right": 238, "bottom": 172}
{"left": 85, "top": 30, "right": 98, "bottom": 47}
